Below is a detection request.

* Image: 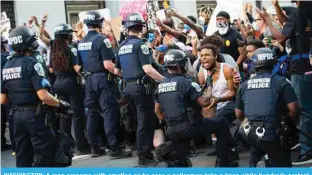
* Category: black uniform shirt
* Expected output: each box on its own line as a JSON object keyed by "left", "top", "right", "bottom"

{"left": 155, "top": 73, "right": 202, "bottom": 121}
{"left": 215, "top": 28, "right": 243, "bottom": 61}
{"left": 282, "top": 9, "right": 312, "bottom": 74}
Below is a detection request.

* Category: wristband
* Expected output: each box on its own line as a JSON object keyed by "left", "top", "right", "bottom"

{"left": 217, "top": 97, "right": 222, "bottom": 103}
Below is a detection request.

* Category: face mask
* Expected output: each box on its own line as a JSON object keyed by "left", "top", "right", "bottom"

{"left": 184, "top": 24, "right": 191, "bottom": 31}
{"left": 198, "top": 16, "right": 206, "bottom": 26}
{"left": 148, "top": 33, "right": 155, "bottom": 43}
{"left": 252, "top": 22, "right": 260, "bottom": 31}
{"left": 216, "top": 21, "right": 229, "bottom": 35}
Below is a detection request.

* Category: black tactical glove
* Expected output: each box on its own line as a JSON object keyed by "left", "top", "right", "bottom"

{"left": 58, "top": 100, "right": 70, "bottom": 113}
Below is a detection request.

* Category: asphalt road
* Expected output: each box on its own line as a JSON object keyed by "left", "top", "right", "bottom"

{"left": 1, "top": 145, "right": 312, "bottom": 168}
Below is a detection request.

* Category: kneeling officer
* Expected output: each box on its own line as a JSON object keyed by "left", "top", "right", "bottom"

{"left": 155, "top": 49, "right": 238, "bottom": 167}
{"left": 235, "top": 48, "right": 300, "bottom": 167}
{"left": 1, "top": 26, "right": 71, "bottom": 167}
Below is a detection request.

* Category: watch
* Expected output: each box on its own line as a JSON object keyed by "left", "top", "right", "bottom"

{"left": 217, "top": 97, "right": 222, "bottom": 103}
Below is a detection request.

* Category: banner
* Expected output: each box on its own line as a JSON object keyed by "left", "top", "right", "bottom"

{"left": 206, "top": 0, "right": 245, "bottom": 36}
{"left": 1, "top": 11, "right": 11, "bottom": 38}
{"left": 78, "top": 9, "right": 111, "bottom": 34}
{"left": 147, "top": 0, "right": 159, "bottom": 29}
{"left": 103, "top": 16, "right": 123, "bottom": 41}
{"left": 119, "top": 0, "right": 148, "bottom": 21}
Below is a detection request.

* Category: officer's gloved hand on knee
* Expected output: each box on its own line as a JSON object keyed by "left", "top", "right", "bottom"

{"left": 58, "top": 100, "right": 71, "bottom": 113}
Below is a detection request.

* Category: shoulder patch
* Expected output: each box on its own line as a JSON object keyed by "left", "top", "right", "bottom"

{"left": 104, "top": 38, "right": 112, "bottom": 49}
{"left": 71, "top": 47, "right": 77, "bottom": 57}
{"left": 34, "top": 62, "right": 45, "bottom": 77}
{"left": 36, "top": 55, "right": 44, "bottom": 63}
{"left": 191, "top": 82, "right": 201, "bottom": 92}
{"left": 140, "top": 44, "right": 149, "bottom": 55}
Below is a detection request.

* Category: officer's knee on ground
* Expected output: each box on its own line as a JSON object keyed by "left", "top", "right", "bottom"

{"left": 155, "top": 141, "right": 177, "bottom": 162}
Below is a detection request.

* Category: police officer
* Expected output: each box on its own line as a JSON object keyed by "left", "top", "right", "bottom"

{"left": 258, "top": 1, "right": 312, "bottom": 165}
{"left": 235, "top": 48, "right": 300, "bottom": 167}
{"left": 154, "top": 49, "right": 238, "bottom": 167}
{"left": 49, "top": 23, "right": 90, "bottom": 155}
{"left": 0, "top": 26, "right": 71, "bottom": 167}
{"left": 76, "top": 11, "right": 131, "bottom": 159}
{"left": 1, "top": 34, "right": 12, "bottom": 151}
{"left": 114, "top": 12, "right": 164, "bottom": 167}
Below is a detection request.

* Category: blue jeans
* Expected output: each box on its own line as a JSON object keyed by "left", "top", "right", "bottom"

{"left": 291, "top": 75, "right": 312, "bottom": 156}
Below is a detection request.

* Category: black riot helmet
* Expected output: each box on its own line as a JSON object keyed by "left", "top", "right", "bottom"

{"left": 252, "top": 48, "right": 276, "bottom": 69}
{"left": 124, "top": 12, "right": 145, "bottom": 29}
{"left": 54, "top": 23, "right": 74, "bottom": 39}
{"left": 83, "top": 10, "right": 104, "bottom": 28}
{"left": 8, "top": 26, "right": 38, "bottom": 52}
{"left": 164, "top": 49, "right": 188, "bottom": 73}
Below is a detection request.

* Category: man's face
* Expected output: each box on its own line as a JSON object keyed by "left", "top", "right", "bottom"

{"left": 200, "top": 48, "right": 216, "bottom": 70}
{"left": 156, "top": 51, "right": 165, "bottom": 64}
{"left": 216, "top": 16, "right": 229, "bottom": 24}
{"left": 246, "top": 45, "right": 257, "bottom": 59}
{"left": 178, "top": 24, "right": 184, "bottom": 32}
{"left": 254, "top": 14, "right": 264, "bottom": 29}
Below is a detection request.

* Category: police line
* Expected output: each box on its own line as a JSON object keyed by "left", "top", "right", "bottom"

{"left": 1, "top": 168, "right": 312, "bottom": 175}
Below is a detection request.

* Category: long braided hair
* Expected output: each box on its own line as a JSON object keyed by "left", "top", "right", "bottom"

{"left": 51, "top": 35, "right": 70, "bottom": 72}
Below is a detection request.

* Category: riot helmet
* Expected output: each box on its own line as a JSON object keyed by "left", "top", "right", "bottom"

{"left": 124, "top": 12, "right": 145, "bottom": 29}
{"left": 252, "top": 48, "right": 276, "bottom": 69}
{"left": 8, "top": 26, "right": 38, "bottom": 52}
{"left": 83, "top": 10, "right": 104, "bottom": 28}
{"left": 54, "top": 23, "right": 74, "bottom": 39}
{"left": 164, "top": 49, "right": 188, "bottom": 73}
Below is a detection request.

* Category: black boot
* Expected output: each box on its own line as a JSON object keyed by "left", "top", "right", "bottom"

{"left": 206, "top": 141, "right": 216, "bottom": 156}
{"left": 228, "top": 148, "right": 239, "bottom": 161}
{"left": 189, "top": 141, "right": 197, "bottom": 157}
{"left": 109, "top": 146, "right": 132, "bottom": 160}
{"left": 135, "top": 156, "right": 158, "bottom": 167}
{"left": 91, "top": 146, "right": 105, "bottom": 157}
{"left": 76, "top": 148, "right": 91, "bottom": 156}
{"left": 215, "top": 158, "right": 239, "bottom": 167}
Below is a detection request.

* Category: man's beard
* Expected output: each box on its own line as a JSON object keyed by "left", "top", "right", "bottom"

{"left": 216, "top": 21, "right": 229, "bottom": 35}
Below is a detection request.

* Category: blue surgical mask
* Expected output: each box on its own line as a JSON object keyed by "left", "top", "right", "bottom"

{"left": 184, "top": 24, "right": 191, "bottom": 31}
{"left": 252, "top": 22, "right": 260, "bottom": 31}
{"left": 148, "top": 33, "right": 155, "bottom": 43}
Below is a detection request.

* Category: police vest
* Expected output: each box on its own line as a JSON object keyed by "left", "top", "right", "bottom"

{"left": 78, "top": 33, "right": 105, "bottom": 73}
{"left": 2, "top": 56, "right": 40, "bottom": 105}
{"left": 244, "top": 73, "right": 279, "bottom": 124}
{"left": 117, "top": 37, "right": 145, "bottom": 80}
{"left": 157, "top": 75, "right": 189, "bottom": 122}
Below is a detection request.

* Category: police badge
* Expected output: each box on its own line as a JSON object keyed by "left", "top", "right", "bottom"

{"left": 104, "top": 39, "right": 112, "bottom": 48}
{"left": 141, "top": 44, "right": 149, "bottom": 55}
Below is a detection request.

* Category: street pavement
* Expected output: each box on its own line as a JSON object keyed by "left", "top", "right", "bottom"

{"left": 1, "top": 145, "right": 312, "bottom": 167}
{"left": 2, "top": 123, "right": 312, "bottom": 167}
